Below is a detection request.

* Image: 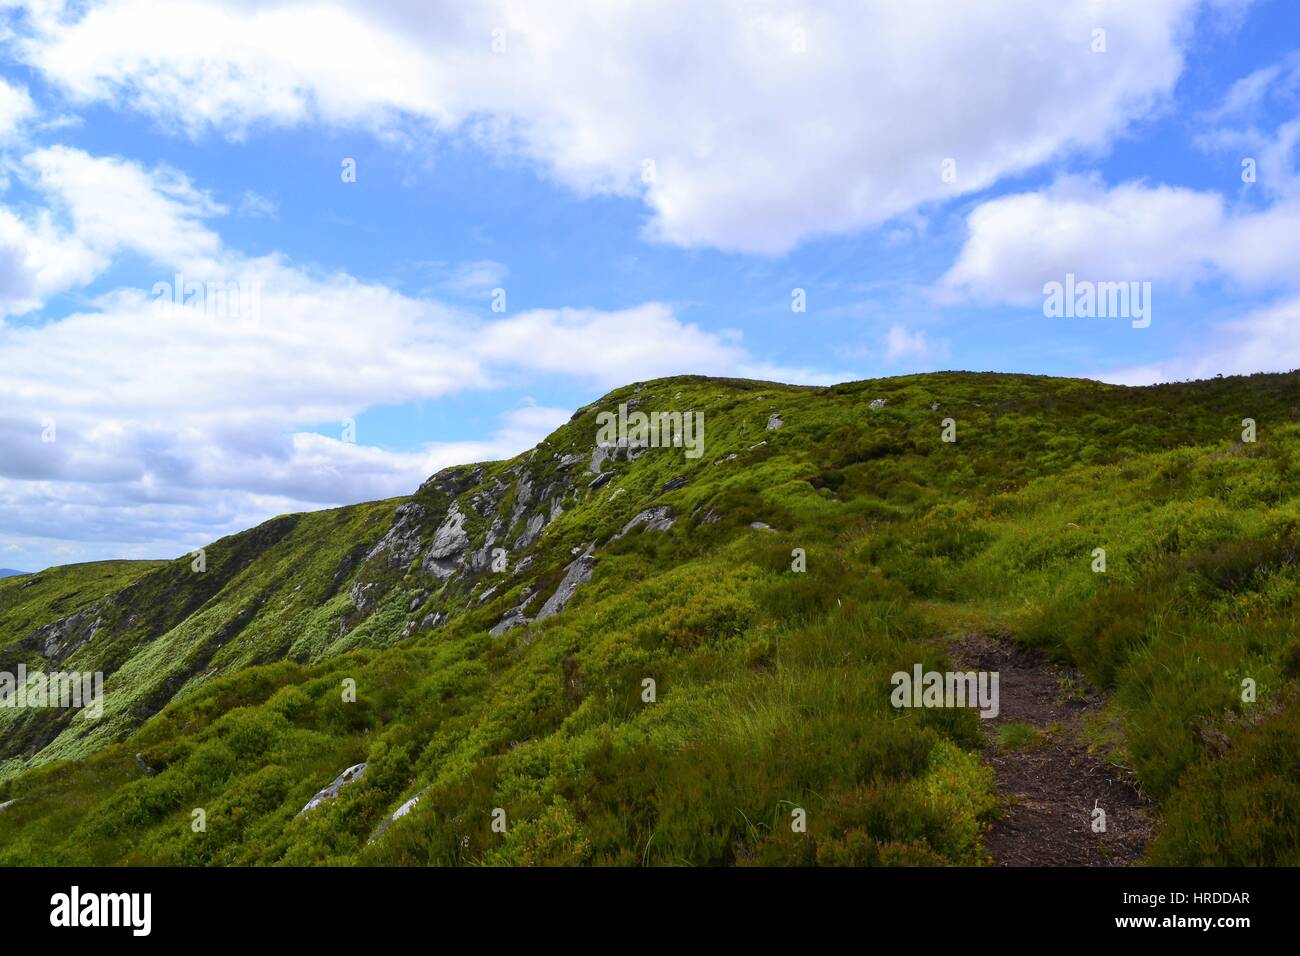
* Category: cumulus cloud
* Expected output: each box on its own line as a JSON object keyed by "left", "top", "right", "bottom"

{"left": 939, "top": 175, "right": 1300, "bottom": 304}
{"left": 0, "top": 145, "right": 810, "bottom": 566}
{"left": 8, "top": 0, "right": 1214, "bottom": 254}
{"left": 0, "top": 78, "right": 36, "bottom": 137}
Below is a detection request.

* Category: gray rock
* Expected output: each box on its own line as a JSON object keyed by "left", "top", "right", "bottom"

{"left": 370, "top": 793, "right": 422, "bottom": 843}
{"left": 590, "top": 471, "right": 614, "bottom": 490}
{"left": 694, "top": 506, "right": 721, "bottom": 525}
{"left": 589, "top": 441, "right": 616, "bottom": 474}
{"left": 0, "top": 799, "right": 16, "bottom": 813}
{"left": 349, "top": 580, "right": 379, "bottom": 612}
{"left": 536, "top": 548, "right": 596, "bottom": 621}
{"left": 766, "top": 413, "right": 784, "bottom": 430}
{"left": 425, "top": 501, "right": 469, "bottom": 560}
{"left": 363, "top": 501, "right": 426, "bottom": 569}
{"left": 422, "top": 501, "right": 470, "bottom": 578}
{"left": 489, "top": 606, "right": 531, "bottom": 636}
{"left": 869, "top": 398, "right": 887, "bottom": 410}
{"left": 419, "top": 611, "right": 445, "bottom": 631}
{"left": 298, "top": 762, "right": 367, "bottom": 816}
{"left": 513, "top": 512, "right": 546, "bottom": 550}
{"left": 749, "top": 521, "right": 775, "bottom": 531}
{"left": 616, "top": 506, "right": 675, "bottom": 538}
{"left": 22, "top": 606, "right": 104, "bottom": 665}
{"left": 135, "top": 753, "right": 156, "bottom": 777}
{"left": 661, "top": 475, "right": 688, "bottom": 492}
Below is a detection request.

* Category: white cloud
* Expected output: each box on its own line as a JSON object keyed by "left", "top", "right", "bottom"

{"left": 237, "top": 190, "right": 278, "bottom": 218}
{"left": 431, "top": 259, "right": 509, "bottom": 298}
{"left": 475, "top": 303, "right": 747, "bottom": 387}
{"left": 939, "top": 176, "right": 1300, "bottom": 304}
{"left": 0, "top": 145, "right": 816, "bottom": 567}
{"left": 1098, "top": 295, "right": 1300, "bottom": 384}
{"left": 9, "top": 0, "right": 1216, "bottom": 254}
{"left": 0, "top": 78, "right": 36, "bottom": 137}
{"left": 884, "top": 324, "right": 947, "bottom": 365}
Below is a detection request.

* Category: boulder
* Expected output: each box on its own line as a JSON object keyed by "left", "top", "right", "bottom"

{"left": 298, "top": 763, "right": 367, "bottom": 816}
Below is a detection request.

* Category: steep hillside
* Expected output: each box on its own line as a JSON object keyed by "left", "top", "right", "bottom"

{"left": 1, "top": 371, "right": 1298, "bottom": 865}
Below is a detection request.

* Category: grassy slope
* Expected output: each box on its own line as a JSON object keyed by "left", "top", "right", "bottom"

{"left": 1, "top": 370, "right": 1297, "bottom": 865}
{"left": 0, "top": 560, "right": 165, "bottom": 654}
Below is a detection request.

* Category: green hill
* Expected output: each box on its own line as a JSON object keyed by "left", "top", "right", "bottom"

{"left": 1, "top": 371, "right": 1297, "bottom": 865}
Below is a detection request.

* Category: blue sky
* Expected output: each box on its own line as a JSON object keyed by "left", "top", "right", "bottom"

{"left": 1, "top": 0, "right": 1298, "bottom": 572}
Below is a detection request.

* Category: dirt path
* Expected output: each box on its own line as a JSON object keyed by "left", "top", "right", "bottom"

{"left": 953, "top": 633, "right": 1152, "bottom": 866}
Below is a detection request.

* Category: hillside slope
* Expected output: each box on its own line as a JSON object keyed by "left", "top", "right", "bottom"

{"left": 1, "top": 371, "right": 1298, "bottom": 865}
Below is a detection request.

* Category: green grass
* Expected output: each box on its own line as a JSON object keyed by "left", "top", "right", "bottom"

{"left": 2, "top": 370, "right": 1299, "bottom": 865}
{"left": 996, "top": 722, "right": 1040, "bottom": 749}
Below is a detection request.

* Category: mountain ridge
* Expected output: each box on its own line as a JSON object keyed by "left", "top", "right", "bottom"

{"left": 2, "top": 369, "right": 1298, "bottom": 865}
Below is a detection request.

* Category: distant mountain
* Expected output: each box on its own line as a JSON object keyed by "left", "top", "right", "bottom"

{"left": 0, "top": 569, "right": 28, "bottom": 578}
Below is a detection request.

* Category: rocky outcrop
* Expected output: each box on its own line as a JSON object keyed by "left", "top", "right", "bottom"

{"left": 535, "top": 547, "right": 596, "bottom": 621}
{"left": 422, "top": 502, "right": 470, "bottom": 578}
{"left": 298, "top": 762, "right": 367, "bottom": 816}
{"left": 766, "top": 413, "right": 784, "bottom": 430}
{"left": 363, "top": 501, "right": 427, "bottom": 569}
{"left": 489, "top": 605, "right": 532, "bottom": 637}
{"left": 370, "top": 793, "right": 422, "bottom": 842}
{"left": 615, "top": 506, "right": 675, "bottom": 538}
{"left": 20, "top": 605, "right": 104, "bottom": 666}
{"left": 513, "top": 512, "right": 546, "bottom": 551}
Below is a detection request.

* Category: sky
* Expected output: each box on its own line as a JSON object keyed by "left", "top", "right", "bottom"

{"left": 0, "top": 0, "right": 1298, "bottom": 572}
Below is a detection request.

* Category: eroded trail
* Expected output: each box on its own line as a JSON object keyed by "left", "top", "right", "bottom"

{"left": 954, "top": 634, "right": 1152, "bottom": 866}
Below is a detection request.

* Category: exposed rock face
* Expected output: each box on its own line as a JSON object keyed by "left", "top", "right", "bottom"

{"left": 616, "top": 506, "right": 675, "bottom": 538}
{"left": 135, "top": 753, "right": 156, "bottom": 777}
{"left": 370, "top": 793, "right": 422, "bottom": 842}
{"left": 489, "top": 606, "right": 531, "bottom": 637}
{"left": 590, "top": 471, "right": 614, "bottom": 490}
{"left": 694, "top": 506, "right": 721, "bottom": 525}
{"left": 298, "top": 762, "right": 367, "bottom": 816}
{"left": 22, "top": 606, "right": 104, "bottom": 666}
{"left": 589, "top": 442, "right": 615, "bottom": 474}
{"left": 349, "top": 580, "right": 379, "bottom": 612}
{"left": 364, "top": 501, "right": 427, "bottom": 568}
{"left": 661, "top": 476, "right": 688, "bottom": 492}
{"left": 0, "top": 799, "right": 16, "bottom": 813}
{"left": 422, "top": 502, "right": 470, "bottom": 578}
{"left": 766, "top": 413, "right": 784, "bottom": 430}
{"left": 535, "top": 548, "right": 596, "bottom": 621}
{"left": 513, "top": 512, "right": 546, "bottom": 551}
{"left": 870, "top": 398, "right": 887, "bottom": 410}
